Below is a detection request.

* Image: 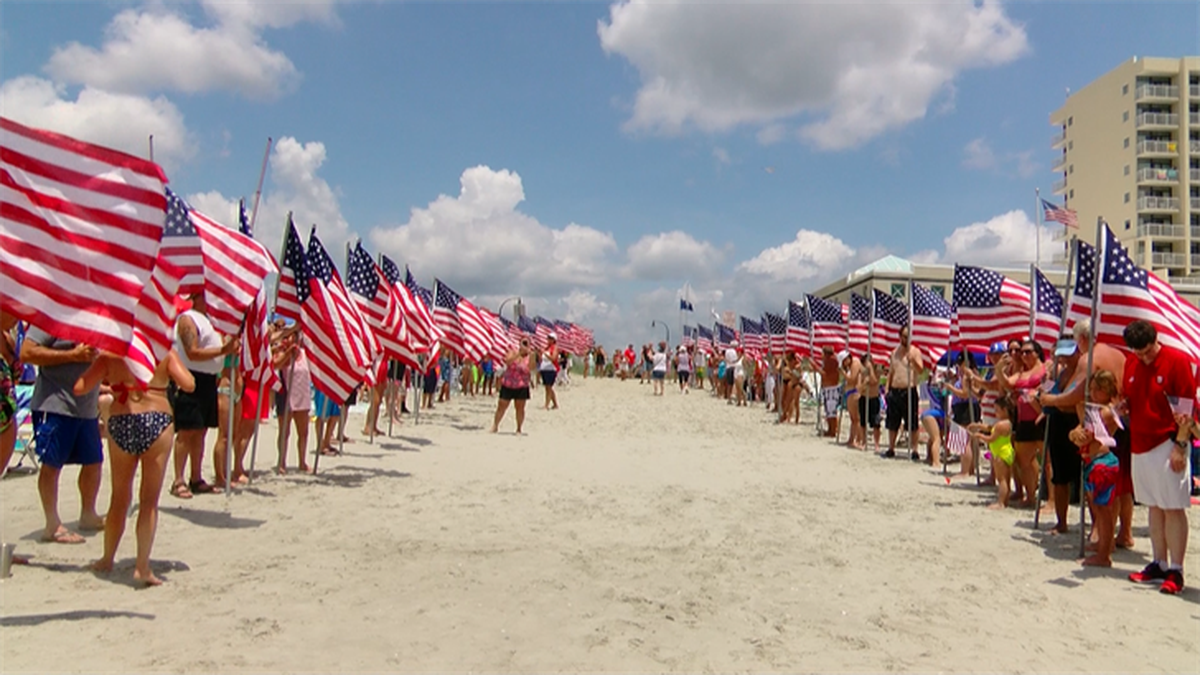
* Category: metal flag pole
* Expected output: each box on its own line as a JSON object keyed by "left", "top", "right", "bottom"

{"left": 1035, "top": 187, "right": 1042, "bottom": 270}
{"left": 250, "top": 212, "right": 294, "bottom": 481}
{"left": 148, "top": 135, "right": 154, "bottom": 163}
{"left": 313, "top": 393, "right": 332, "bottom": 474}
{"left": 1034, "top": 236, "right": 1077, "bottom": 529}
{"left": 906, "top": 281, "right": 915, "bottom": 456}
{"left": 1077, "top": 220, "right": 1105, "bottom": 558}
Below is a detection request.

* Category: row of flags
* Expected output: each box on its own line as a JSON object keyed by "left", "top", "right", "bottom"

{"left": 0, "top": 116, "right": 593, "bottom": 404}
{"left": 680, "top": 228, "right": 1200, "bottom": 368}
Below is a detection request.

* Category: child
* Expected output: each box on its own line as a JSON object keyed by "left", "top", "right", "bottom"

{"left": 969, "top": 396, "right": 1016, "bottom": 509}
{"left": 1069, "top": 370, "right": 1123, "bottom": 568}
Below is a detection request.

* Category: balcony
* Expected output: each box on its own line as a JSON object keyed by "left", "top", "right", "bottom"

{"left": 1051, "top": 155, "right": 1067, "bottom": 172}
{"left": 1192, "top": 255, "right": 1200, "bottom": 268}
{"left": 1192, "top": 169, "right": 1200, "bottom": 182}
{"left": 1138, "top": 140, "right": 1177, "bottom": 155}
{"left": 1137, "top": 223, "right": 1185, "bottom": 238}
{"left": 1052, "top": 226, "right": 1073, "bottom": 242}
{"left": 1193, "top": 226, "right": 1200, "bottom": 239}
{"left": 1170, "top": 275, "right": 1200, "bottom": 287}
{"left": 1052, "top": 177, "right": 1067, "bottom": 194}
{"left": 1139, "top": 196, "right": 1181, "bottom": 211}
{"left": 1191, "top": 141, "right": 1200, "bottom": 155}
{"left": 1193, "top": 198, "right": 1200, "bottom": 210}
{"left": 1051, "top": 130, "right": 1066, "bottom": 148}
{"left": 1138, "top": 112, "right": 1180, "bottom": 128}
{"left": 1192, "top": 85, "right": 1200, "bottom": 98}
{"left": 1151, "top": 252, "right": 1188, "bottom": 267}
{"left": 1192, "top": 113, "right": 1200, "bottom": 126}
{"left": 1138, "top": 167, "right": 1179, "bottom": 183}
{"left": 1137, "top": 84, "right": 1179, "bottom": 100}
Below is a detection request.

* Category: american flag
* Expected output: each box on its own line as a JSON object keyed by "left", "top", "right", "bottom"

{"left": 1084, "top": 403, "right": 1118, "bottom": 448}
{"left": 715, "top": 322, "right": 737, "bottom": 350}
{"left": 517, "top": 314, "right": 538, "bottom": 342}
{"left": 786, "top": 300, "right": 810, "bottom": 356}
{"left": 764, "top": 311, "right": 787, "bottom": 356}
{"left": 740, "top": 315, "right": 764, "bottom": 357}
{"left": 123, "top": 253, "right": 185, "bottom": 385}
{"left": 500, "top": 314, "right": 524, "bottom": 346}
{"left": 380, "top": 257, "right": 441, "bottom": 351}
{"left": 274, "top": 216, "right": 305, "bottom": 323}
{"left": 946, "top": 422, "right": 971, "bottom": 457}
{"left": 163, "top": 189, "right": 276, "bottom": 336}
{"left": 952, "top": 265, "right": 1032, "bottom": 352}
{"left": 303, "top": 230, "right": 378, "bottom": 402}
{"left": 532, "top": 316, "right": 554, "bottom": 352}
{"left": 682, "top": 325, "right": 695, "bottom": 347}
{"left": 1065, "top": 240, "right": 1097, "bottom": 333}
{"left": 871, "top": 288, "right": 908, "bottom": 361}
{"left": 346, "top": 242, "right": 420, "bottom": 369}
{"left": 240, "top": 284, "right": 280, "bottom": 395}
{"left": 911, "top": 283, "right": 952, "bottom": 363}
{"left": 0, "top": 116, "right": 169, "bottom": 358}
{"left": 479, "top": 307, "right": 515, "bottom": 362}
{"left": 238, "top": 198, "right": 251, "bottom": 236}
{"left": 848, "top": 293, "right": 871, "bottom": 358}
{"left": 1096, "top": 224, "right": 1200, "bottom": 361}
{"left": 696, "top": 325, "right": 713, "bottom": 354}
{"left": 1032, "top": 266, "right": 1065, "bottom": 351}
{"left": 433, "top": 279, "right": 493, "bottom": 362}
{"left": 806, "top": 294, "right": 848, "bottom": 354}
{"left": 1042, "top": 198, "right": 1078, "bottom": 229}
{"left": 555, "top": 320, "right": 580, "bottom": 355}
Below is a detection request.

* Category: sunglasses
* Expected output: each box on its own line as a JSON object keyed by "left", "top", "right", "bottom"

{"left": 1020, "top": 349, "right": 1036, "bottom": 355}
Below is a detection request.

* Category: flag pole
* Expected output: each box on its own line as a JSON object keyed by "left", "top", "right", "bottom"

{"left": 1034, "top": 235, "right": 1077, "bottom": 528}
{"left": 1035, "top": 187, "right": 1042, "bottom": 270}
{"left": 1076, "top": 219, "right": 1104, "bottom": 557}
{"left": 249, "top": 138, "right": 273, "bottom": 228}
{"left": 906, "top": 280, "right": 915, "bottom": 456}
{"left": 249, "top": 213, "right": 294, "bottom": 481}
{"left": 148, "top": 135, "right": 154, "bottom": 163}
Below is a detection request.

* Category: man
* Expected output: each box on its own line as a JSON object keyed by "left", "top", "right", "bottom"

{"left": 724, "top": 340, "right": 740, "bottom": 403}
{"left": 819, "top": 346, "right": 841, "bottom": 438}
{"left": 1032, "top": 338, "right": 1083, "bottom": 534}
{"left": 170, "top": 292, "right": 237, "bottom": 497}
{"left": 1121, "top": 320, "right": 1194, "bottom": 595}
{"left": 623, "top": 344, "right": 636, "bottom": 381}
{"left": 883, "top": 325, "right": 923, "bottom": 459}
{"left": 842, "top": 351, "right": 863, "bottom": 448}
{"left": 858, "top": 353, "right": 882, "bottom": 452}
{"left": 20, "top": 327, "right": 104, "bottom": 543}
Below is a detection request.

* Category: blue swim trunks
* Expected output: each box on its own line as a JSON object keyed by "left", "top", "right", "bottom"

{"left": 33, "top": 412, "right": 103, "bottom": 468}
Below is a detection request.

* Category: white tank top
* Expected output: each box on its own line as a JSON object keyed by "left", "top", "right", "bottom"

{"left": 174, "top": 310, "right": 223, "bottom": 374}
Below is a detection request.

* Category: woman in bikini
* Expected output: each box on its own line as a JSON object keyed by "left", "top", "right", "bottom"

{"left": 1001, "top": 339, "right": 1046, "bottom": 507}
{"left": 0, "top": 309, "right": 18, "bottom": 477}
{"left": 75, "top": 349, "right": 194, "bottom": 586}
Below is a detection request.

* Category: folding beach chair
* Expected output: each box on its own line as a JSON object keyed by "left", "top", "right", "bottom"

{"left": 10, "top": 383, "right": 38, "bottom": 472}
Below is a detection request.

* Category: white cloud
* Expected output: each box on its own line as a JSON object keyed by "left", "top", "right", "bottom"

{"left": 598, "top": 0, "right": 1028, "bottom": 150}
{"left": 622, "top": 230, "right": 724, "bottom": 281}
{"left": 369, "top": 166, "right": 618, "bottom": 297}
{"left": 930, "top": 209, "right": 1054, "bottom": 267}
{"left": 736, "top": 229, "right": 856, "bottom": 283}
{"left": 962, "top": 137, "right": 997, "bottom": 170}
{"left": 186, "top": 136, "right": 352, "bottom": 256}
{"left": 0, "top": 76, "right": 194, "bottom": 169}
{"left": 198, "top": 0, "right": 344, "bottom": 29}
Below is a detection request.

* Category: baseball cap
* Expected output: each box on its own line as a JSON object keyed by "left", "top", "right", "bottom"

{"left": 989, "top": 341, "right": 1007, "bottom": 354}
{"left": 837, "top": 350, "right": 850, "bottom": 363}
{"left": 731, "top": 340, "right": 739, "bottom": 347}
{"left": 548, "top": 332, "right": 557, "bottom": 340}
{"left": 1054, "top": 339, "right": 1078, "bottom": 357}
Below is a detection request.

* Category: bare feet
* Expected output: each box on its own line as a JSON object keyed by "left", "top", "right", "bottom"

{"left": 42, "top": 527, "right": 85, "bottom": 544}
{"left": 91, "top": 558, "right": 114, "bottom": 573}
{"left": 275, "top": 465, "right": 287, "bottom": 476}
{"left": 134, "top": 568, "right": 164, "bottom": 586}
{"left": 490, "top": 426, "right": 498, "bottom": 433}
{"left": 78, "top": 514, "right": 105, "bottom": 531}
{"left": 987, "top": 502, "right": 1006, "bottom": 510}
{"left": 1050, "top": 524, "right": 1070, "bottom": 535}
{"left": 1080, "top": 555, "right": 1112, "bottom": 567}
{"left": 1115, "top": 538, "right": 1135, "bottom": 550}
{"left": 298, "top": 464, "right": 312, "bottom": 474}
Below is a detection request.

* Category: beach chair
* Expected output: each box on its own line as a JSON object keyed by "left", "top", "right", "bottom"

{"left": 10, "top": 383, "right": 38, "bottom": 472}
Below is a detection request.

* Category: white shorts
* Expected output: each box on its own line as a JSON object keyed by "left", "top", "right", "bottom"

{"left": 1132, "top": 438, "right": 1192, "bottom": 510}
{"left": 821, "top": 386, "right": 841, "bottom": 418}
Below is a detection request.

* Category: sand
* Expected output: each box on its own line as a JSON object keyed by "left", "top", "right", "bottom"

{"left": 2, "top": 377, "right": 1198, "bottom": 673}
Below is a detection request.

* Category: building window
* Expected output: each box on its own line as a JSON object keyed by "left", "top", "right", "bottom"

{"left": 890, "top": 283, "right": 906, "bottom": 299}
{"left": 1068, "top": 141, "right": 1073, "bottom": 150}
{"left": 1123, "top": 110, "right": 1129, "bottom": 122}
{"left": 1069, "top": 165, "right": 1074, "bottom": 174}
{"left": 1068, "top": 116, "right": 1073, "bottom": 126}
{"left": 1125, "top": 192, "right": 1131, "bottom": 203}
{"left": 1125, "top": 165, "right": 1131, "bottom": 176}
{"left": 1125, "top": 219, "right": 1131, "bottom": 230}
{"left": 931, "top": 285, "right": 946, "bottom": 299}
{"left": 1070, "top": 189, "right": 1075, "bottom": 199}
{"left": 1124, "top": 137, "right": 1130, "bottom": 148}
{"left": 1123, "top": 83, "right": 1129, "bottom": 95}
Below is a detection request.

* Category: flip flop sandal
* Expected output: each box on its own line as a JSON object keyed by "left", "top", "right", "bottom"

{"left": 188, "top": 480, "right": 221, "bottom": 495}
{"left": 170, "top": 481, "right": 193, "bottom": 499}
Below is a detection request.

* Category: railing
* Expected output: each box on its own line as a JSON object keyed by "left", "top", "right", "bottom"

{"left": 1191, "top": 113, "right": 1200, "bottom": 126}
{"left": 1052, "top": 177, "right": 1067, "bottom": 193}
{"left": 1138, "top": 196, "right": 1180, "bottom": 210}
{"left": 1051, "top": 130, "right": 1066, "bottom": 147}
{"left": 1052, "top": 227, "right": 1073, "bottom": 242}
{"left": 1192, "top": 198, "right": 1200, "bottom": 210}
{"left": 1137, "top": 223, "right": 1185, "bottom": 238}
{"left": 1051, "top": 155, "right": 1067, "bottom": 172}
{"left": 1192, "top": 141, "right": 1200, "bottom": 154}
{"left": 1137, "top": 167, "right": 1178, "bottom": 182}
{"left": 1170, "top": 275, "right": 1200, "bottom": 287}
{"left": 1137, "top": 84, "right": 1179, "bottom": 99}
{"left": 1192, "top": 169, "right": 1200, "bottom": 182}
{"left": 1138, "top": 112, "right": 1179, "bottom": 127}
{"left": 1151, "top": 252, "right": 1188, "bottom": 267}
{"left": 1138, "top": 140, "right": 1176, "bottom": 154}
{"left": 1191, "top": 85, "right": 1200, "bottom": 98}
{"left": 1192, "top": 255, "right": 1200, "bottom": 268}
{"left": 1192, "top": 226, "right": 1200, "bottom": 239}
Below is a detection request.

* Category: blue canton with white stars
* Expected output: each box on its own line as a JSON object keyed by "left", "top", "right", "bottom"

{"left": 164, "top": 187, "right": 196, "bottom": 238}
{"left": 873, "top": 288, "right": 908, "bottom": 326}
{"left": 953, "top": 266, "right": 1005, "bottom": 309}
{"left": 1034, "top": 267, "right": 1063, "bottom": 316}
{"left": 806, "top": 294, "right": 845, "bottom": 324}
{"left": 282, "top": 221, "right": 309, "bottom": 303}
{"left": 764, "top": 312, "right": 786, "bottom": 336}
{"left": 850, "top": 293, "right": 871, "bottom": 322}
{"left": 1100, "top": 226, "right": 1148, "bottom": 289}
{"left": 1074, "top": 240, "right": 1098, "bottom": 299}
{"left": 346, "top": 243, "right": 379, "bottom": 299}
{"left": 380, "top": 255, "right": 402, "bottom": 286}
{"left": 788, "top": 300, "right": 809, "bottom": 329}
{"left": 913, "top": 283, "right": 952, "bottom": 319}
{"left": 305, "top": 231, "right": 336, "bottom": 288}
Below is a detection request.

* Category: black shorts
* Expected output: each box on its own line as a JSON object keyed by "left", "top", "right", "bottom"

{"left": 540, "top": 370, "right": 557, "bottom": 387}
{"left": 884, "top": 388, "right": 918, "bottom": 432}
{"left": 724, "top": 370, "right": 735, "bottom": 387}
{"left": 678, "top": 370, "right": 691, "bottom": 385}
{"left": 422, "top": 372, "right": 438, "bottom": 394}
{"left": 950, "top": 400, "right": 979, "bottom": 427}
{"left": 171, "top": 371, "right": 218, "bottom": 430}
{"left": 858, "top": 396, "right": 881, "bottom": 429}
{"left": 1047, "top": 412, "right": 1081, "bottom": 486}
{"left": 388, "top": 361, "right": 407, "bottom": 381}
{"left": 499, "top": 386, "right": 530, "bottom": 401}
{"left": 1013, "top": 419, "right": 1045, "bottom": 443}
{"left": 345, "top": 388, "right": 358, "bottom": 407}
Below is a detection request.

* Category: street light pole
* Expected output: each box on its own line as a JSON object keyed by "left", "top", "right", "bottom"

{"left": 651, "top": 320, "right": 671, "bottom": 347}
{"left": 497, "top": 296, "right": 521, "bottom": 321}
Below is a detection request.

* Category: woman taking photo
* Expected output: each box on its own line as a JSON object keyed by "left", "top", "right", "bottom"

{"left": 492, "top": 339, "right": 533, "bottom": 434}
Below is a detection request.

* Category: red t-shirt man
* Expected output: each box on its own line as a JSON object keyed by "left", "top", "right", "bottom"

{"left": 1122, "top": 343, "right": 1195, "bottom": 455}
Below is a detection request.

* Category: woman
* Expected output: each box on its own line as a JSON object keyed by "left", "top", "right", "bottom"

{"left": 0, "top": 310, "right": 17, "bottom": 477}
{"left": 1002, "top": 339, "right": 1046, "bottom": 507}
{"left": 212, "top": 351, "right": 242, "bottom": 489}
{"left": 274, "top": 331, "right": 311, "bottom": 476}
{"left": 492, "top": 339, "right": 533, "bottom": 434}
{"left": 732, "top": 346, "right": 748, "bottom": 407}
{"left": 944, "top": 353, "right": 982, "bottom": 478}
{"left": 676, "top": 346, "right": 691, "bottom": 394}
{"left": 651, "top": 343, "right": 668, "bottom": 396}
{"left": 539, "top": 333, "right": 560, "bottom": 410}
{"left": 920, "top": 372, "right": 949, "bottom": 470}
{"left": 593, "top": 347, "right": 606, "bottom": 379}
{"left": 422, "top": 357, "right": 438, "bottom": 409}
{"left": 75, "top": 349, "right": 195, "bottom": 586}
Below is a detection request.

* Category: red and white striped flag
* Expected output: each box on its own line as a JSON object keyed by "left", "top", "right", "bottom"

{"left": 806, "top": 294, "right": 848, "bottom": 354}
{"left": 946, "top": 422, "right": 970, "bottom": 457}
{"left": 274, "top": 215, "right": 305, "bottom": 323}
{"left": 124, "top": 253, "right": 185, "bottom": 385}
{"left": 240, "top": 285, "right": 280, "bottom": 393}
{"left": 302, "top": 230, "right": 378, "bottom": 402}
{"left": 0, "top": 116, "right": 168, "bottom": 357}
{"left": 871, "top": 288, "right": 908, "bottom": 361}
{"left": 433, "top": 279, "right": 493, "bottom": 362}
{"left": 346, "top": 242, "right": 420, "bottom": 369}
{"left": 848, "top": 293, "right": 870, "bottom": 357}
{"left": 480, "top": 307, "right": 515, "bottom": 362}
{"left": 911, "top": 283, "right": 952, "bottom": 363}
{"left": 379, "top": 255, "right": 442, "bottom": 353}
{"left": 952, "top": 265, "right": 1033, "bottom": 351}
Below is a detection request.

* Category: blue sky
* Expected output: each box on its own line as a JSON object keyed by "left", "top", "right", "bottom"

{"left": 3, "top": 1, "right": 1197, "bottom": 347}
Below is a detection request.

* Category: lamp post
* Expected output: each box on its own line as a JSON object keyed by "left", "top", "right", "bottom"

{"left": 651, "top": 320, "right": 671, "bottom": 347}
{"left": 497, "top": 296, "right": 522, "bottom": 321}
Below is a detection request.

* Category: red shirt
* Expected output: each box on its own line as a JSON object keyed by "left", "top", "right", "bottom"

{"left": 1122, "top": 344, "right": 1196, "bottom": 454}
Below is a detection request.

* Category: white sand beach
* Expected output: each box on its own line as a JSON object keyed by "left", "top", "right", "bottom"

{"left": 2, "top": 378, "right": 1198, "bottom": 673}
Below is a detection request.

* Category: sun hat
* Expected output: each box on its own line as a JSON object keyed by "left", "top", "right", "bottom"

{"left": 837, "top": 350, "right": 850, "bottom": 363}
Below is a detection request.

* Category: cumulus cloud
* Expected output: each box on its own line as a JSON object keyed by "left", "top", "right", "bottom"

{"left": 736, "top": 229, "right": 857, "bottom": 283}
{"left": 622, "top": 230, "right": 725, "bottom": 281}
{"left": 44, "top": 9, "right": 301, "bottom": 100}
{"left": 199, "top": 0, "right": 344, "bottom": 29}
{"left": 369, "top": 166, "right": 618, "bottom": 297}
{"left": 927, "top": 209, "right": 1054, "bottom": 267}
{"left": 186, "top": 136, "right": 352, "bottom": 256}
{"left": 0, "top": 76, "right": 194, "bottom": 169}
{"left": 598, "top": 0, "right": 1028, "bottom": 149}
